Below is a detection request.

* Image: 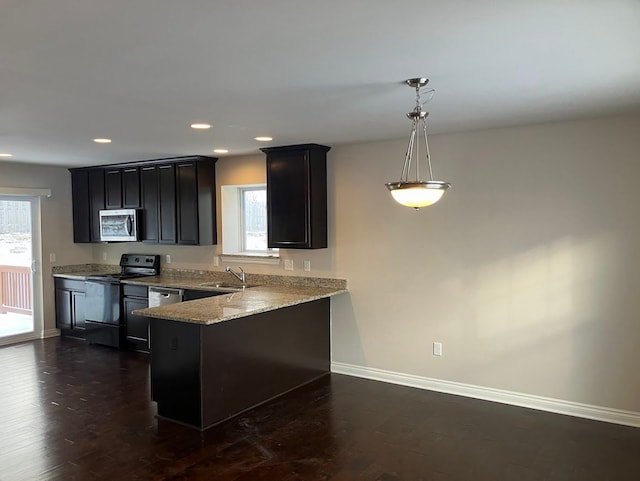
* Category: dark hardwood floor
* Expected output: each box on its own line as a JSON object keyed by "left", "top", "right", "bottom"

{"left": 1, "top": 338, "right": 640, "bottom": 481}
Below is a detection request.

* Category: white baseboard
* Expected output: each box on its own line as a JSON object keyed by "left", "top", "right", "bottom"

{"left": 0, "top": 329, "right": 59, "bottom": 347}
{"left": 331, "top": 361, "right": 640, "bottom": 428}
{"left": 41, "top": 329, "right": 60, "bottom": 339}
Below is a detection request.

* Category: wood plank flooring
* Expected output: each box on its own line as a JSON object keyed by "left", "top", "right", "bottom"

{"left": 1, "top": 337, "right": 640, "bottom": 480}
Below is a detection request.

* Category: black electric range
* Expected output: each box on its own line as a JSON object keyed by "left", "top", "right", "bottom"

{"left": 84, "top": 254, "right": 160, "bottom": 348}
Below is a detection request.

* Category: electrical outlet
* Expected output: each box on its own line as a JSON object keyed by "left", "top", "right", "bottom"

{"left": 49, "top": 253, "right": 56, "bottom": 262}
{"left": 102, "top": 252, "right": 107, "bottom": 260}
{"left": 303, "top": 260, "right": 311, "bottom": 272}
{"left": 165, "top": 254, "right": 171, "bottom": 264}
{"left": 433, "top": 342, "right": 443, "bottom": 356}
{"left": 213, "top": 255, "right": 219, "bottom": 266}
{"left": 284, "top": 259, "right": 294, "bottom": 271}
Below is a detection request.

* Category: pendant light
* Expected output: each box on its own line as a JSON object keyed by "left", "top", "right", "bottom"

{"left": 385, "top": 78, "right": 451, "bottom": 209}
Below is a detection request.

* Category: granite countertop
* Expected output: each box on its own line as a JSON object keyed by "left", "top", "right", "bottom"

{"left": 133, "top": 285, "right": 347, "bottom": 325}
{"left": 121, "top": 274, "right": 247, "bottom": 292}
{"left": 52, "top": 265, "right": 347, "bottom": 325}
{"left": 53, "top": 271, "right": 117, "bottom": 280}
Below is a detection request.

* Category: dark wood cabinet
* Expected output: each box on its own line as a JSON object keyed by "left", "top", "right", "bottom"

{"left": 71, "top": 170, "right": 91, "bottom": 243}
{"left": 122, "top": 167, "right": 140, "bottom": 208}
{"left": 123, "top": 284, "right": 149, "bottom": 353}
{"left": 176, "top": 159, "right": 216, "bottom": 245}
{"left": 105, "top": 169, "right": 122, "bottom": 209}
{"left": 140, "top": 166, "right": 159, "bottom": 243}
{"left": 151, "top": 298, "right": 330, "bottom": 429}
{"left": 158, "top": 163, "right": 177, "bottom": 244}
{"left": 262, "top": 144, "right": 330, "bottom": 249}
{"left": 55, "top": 279, "right": 86, "bottom": 339}
{"left": 88, "top": 169, "right": 105, "bottom": 242}
{"left": 176, "top": 162, "right": 198, "bottom": 245}
{"left": 106, "top": 167, "right": 140, "bottom": 209}
{"left": 70, "top": 156, "right": 216, "bottom": 245}
{"left": 69, "top": 168, "right": 110, "bottom": 242}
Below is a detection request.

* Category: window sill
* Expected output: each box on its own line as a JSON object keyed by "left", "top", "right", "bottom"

{"left": 220, "top": 254, "right": 281, "bottom": 265}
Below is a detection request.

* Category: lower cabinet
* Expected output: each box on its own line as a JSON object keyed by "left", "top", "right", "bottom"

{"left": 150, "top": 298, "right": 331, "bottom": 429}
{"left": 55, "top": 279, "right": 86, "bottom": 339}
{"left": 123, "top": 284, "right": 150, "bottom": 353}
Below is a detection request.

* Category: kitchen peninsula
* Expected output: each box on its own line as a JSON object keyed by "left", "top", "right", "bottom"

{"left": 129, "top": 275, "right": 347, "bottom": 430}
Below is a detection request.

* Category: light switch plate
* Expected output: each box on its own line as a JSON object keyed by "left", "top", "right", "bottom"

{"left": 284, "top": 259, "right": 294, "bottom": 271}
{"left": 49, "top": 253, "right": 56, "bottom": 262}
{"left": 303, "top": 260, "right": 311, "bottom": 272}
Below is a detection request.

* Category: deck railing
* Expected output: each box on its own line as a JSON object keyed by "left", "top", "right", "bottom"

{"left": 0, "top": 265, "right": 32, "bottom": 315}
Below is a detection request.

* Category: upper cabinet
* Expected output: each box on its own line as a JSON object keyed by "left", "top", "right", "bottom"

{"left": 176, "top": 159, "right": 216, "bottom": 245}
{"left": 71, "top": 169, "right": 106, "bottom": 243}
{"left": 261, "top": 144, "right": 330, "bottom": 249}
{"left": 70, "top": 156, "right": 217, "bottom": 245}
{"left": 105, "top": 167, "right": 140, "bottom": 209}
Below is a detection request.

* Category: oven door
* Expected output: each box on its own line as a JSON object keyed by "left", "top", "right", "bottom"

{"left": 85, "top": 281, "right": 121, "bottom": 324}
{"left": 84, "top": 280, "right": 122, "bottom": 348}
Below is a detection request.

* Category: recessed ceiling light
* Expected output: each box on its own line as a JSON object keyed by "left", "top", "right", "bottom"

{"left": 213, "top": 149, "right": 229, "bottom": 154}
{"left": 254, "top": 136, "right": 273, "bottom": 142}
{"left": 191, "top": 123, "right": 211, "bottom": 130}
{"left": 0, "top": 153, "right": 13, "bottom": 157}
{"left": 93, "top": 138, "right": 112, "bottom": 144}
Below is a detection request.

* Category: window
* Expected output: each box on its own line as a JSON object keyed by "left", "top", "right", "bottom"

{"left": 221, "top": 184, "right": 278, "bottom": 258}
{"left": 240, "top": 187, "right": 267, "bottom": 252}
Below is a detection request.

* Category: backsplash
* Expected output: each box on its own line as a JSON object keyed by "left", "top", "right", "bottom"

{"left": 51, "top": 264, "right": 120, "bottom": 275}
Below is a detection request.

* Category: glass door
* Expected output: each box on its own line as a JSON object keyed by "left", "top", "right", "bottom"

{"left": 0, "top": 197, "right": 36, "bottom": 343}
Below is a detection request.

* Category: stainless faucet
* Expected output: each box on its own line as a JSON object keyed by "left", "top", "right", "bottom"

{"left": 225, "top": 266, "right": 246, "bottom": 285}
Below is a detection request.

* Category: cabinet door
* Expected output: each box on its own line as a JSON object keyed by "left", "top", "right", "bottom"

{"left": 88, "top": 169, "right": 106, "bottom": 242}
{"left": 55, "top": 288, "right": 72, "bottom": 330}
{"left": 158, "top": 164, "right": 177, "bottom": 244}
{"left": 267, "top": 150, "right": 310, "bottom": 247}
{"left": 141, "top": 166, "right": 159, "bottom": 242}
{"left": 105, "top": 169, "right": 122, "bottom": 209}
{"left": 124, "top": 297, "right": 150, "bottom": 352}
{"left": 71, "top": 170, "right": 91, "bottom": 243}
{"left": 264, "top": 144, "right": 328, "bottom": 249}
{"left": 122, "top": 167, "right": 141, "bottom": 208}
{"left": 72, "top": 291, "right": 86, "bottom": 330}
{"left": 176, "top": 162, "right": 199, "bottom": 245}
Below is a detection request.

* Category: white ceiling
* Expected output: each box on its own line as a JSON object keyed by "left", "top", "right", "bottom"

{"left": 1, "top": 0, "right": 639, "bottom": 167}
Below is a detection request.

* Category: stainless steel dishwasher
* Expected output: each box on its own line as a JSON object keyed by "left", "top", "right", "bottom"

{"left": 148, "top": 287, "right": 184, "bottom": 307}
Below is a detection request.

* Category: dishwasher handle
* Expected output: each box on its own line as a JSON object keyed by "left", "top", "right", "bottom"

{"left": 149, "top": 287, "right": 184, "bottom": 296}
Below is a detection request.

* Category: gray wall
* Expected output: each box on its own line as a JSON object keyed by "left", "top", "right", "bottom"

{"left": 13, "top": 112, "right": 640, "bottom": 413}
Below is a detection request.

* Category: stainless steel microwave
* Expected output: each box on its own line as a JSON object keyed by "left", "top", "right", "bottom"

{"left": 99, "top": 209, "right": 139, "bottom": 242}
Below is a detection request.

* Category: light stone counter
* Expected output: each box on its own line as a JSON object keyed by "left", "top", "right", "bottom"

{"left": 52, "top": 264, "right": 120, "bottom": 280}
{"left": 133, "top": 285, "right": 347, "bottom": 325}
{"left": 51, "top": 265, "right": 347, "bottom": 326}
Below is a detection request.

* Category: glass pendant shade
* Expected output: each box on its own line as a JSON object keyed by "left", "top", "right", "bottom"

{"left": 386, "top": 181, "right": 449, "bottom": 208}
{"left": 386, "top": 78, "right": 451, "bottom": 209}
